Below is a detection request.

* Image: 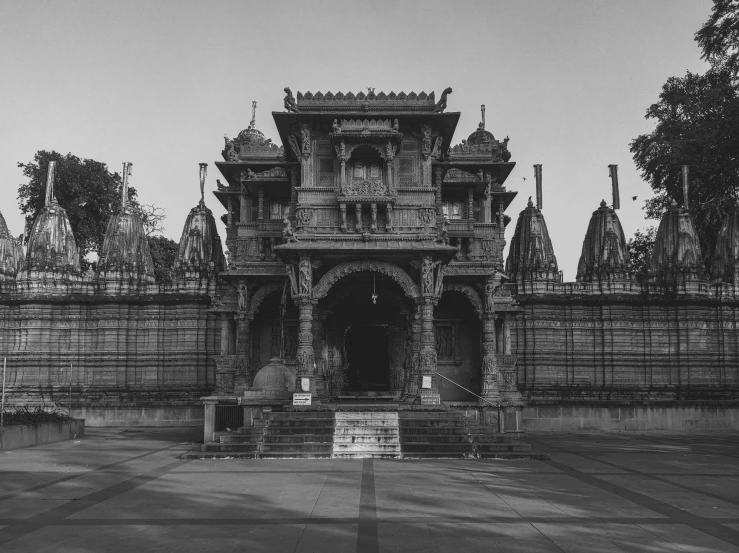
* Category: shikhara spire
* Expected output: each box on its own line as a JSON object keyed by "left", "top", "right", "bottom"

{"left": 44, "top": 161, "right": 56, "bottom": 206}
{"left": 121, "top": 162, "right": 133, "bottom": 209}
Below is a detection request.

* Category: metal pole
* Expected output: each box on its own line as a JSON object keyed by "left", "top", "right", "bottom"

{"left": 69, "top": 362, "right": 72, "bottom": 417}
{"left": 1, "top": 358, "right": 6, "bottom": 428}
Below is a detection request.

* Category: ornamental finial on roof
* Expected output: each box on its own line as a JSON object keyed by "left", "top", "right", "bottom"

{"left": 44, "top": 160, "right": 56, "bottom": 206}
{"left": 250, "top": 101, "right": 257, "bottom": 129}
{"left": 481, "top": 104, "right": 486, "bottom": 130}
{"left": 121, "top": 162, "right": 133, "bottom": 209}
{"left": 199, "top": 163, "right": 207, "bottom": 205}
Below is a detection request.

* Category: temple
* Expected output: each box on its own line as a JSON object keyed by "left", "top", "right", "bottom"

{"left": 0, "top": 87, "right": 737, "bottom": 445}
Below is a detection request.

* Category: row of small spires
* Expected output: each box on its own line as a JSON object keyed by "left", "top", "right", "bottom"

{"left": 0, "top": 162, "right": 224, "bottom": 281}
{"left": 507, "top": 196, "right": 739, "bottom": 284}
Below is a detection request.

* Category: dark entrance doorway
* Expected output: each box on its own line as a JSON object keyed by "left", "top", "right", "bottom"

{"left": 345, "top": 325, "right": 390, "bottom": 391}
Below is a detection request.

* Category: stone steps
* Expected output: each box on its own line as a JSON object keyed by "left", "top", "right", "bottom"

{"left": 180, "top": 407, "right": 548, "bottom": 460}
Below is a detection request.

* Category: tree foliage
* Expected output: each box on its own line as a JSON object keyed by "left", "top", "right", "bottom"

{"left": 627, "top": 226, "right": 657, "bottom": 276}
{"left": 17, "top": 150, "right": 165, "bottom": 267}
{"left": 147, "top": 236, "right": 179, "bottom": 284}
{"left": 630, "top": 1, "right": 739, "bottom": 267}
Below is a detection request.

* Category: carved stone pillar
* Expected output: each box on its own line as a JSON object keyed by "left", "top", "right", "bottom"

{"left": 434, "top": 167, "right": 443, "bottom": 216}
{"left": 227, "top": 197, "right": 234, "bottom": 226}
{"left": 240, "top": 185, "right": 248, "bottom": 223}
{"left": 296, "top": 298, "right": 317, "bottom": 396}
{"left": 481, "top": 276, "right": 500, "bottom": 403}
{"left": 503, "top": 318, "right": 511, "bottom": 354}
{"left": 234, "top": 313, "right": 251, "bottom": 391}
{"left": 219, "top": 313, "right": 230, "bottom": 355}
{"left": 312, "top": 313, "right": 328, "bottom": 400}
{"left": 417, "top": 297, "right": 440, "bottom": 404}
{"left": 340, "top": 204, "right": 347, "bottom": 232}
{"left": 289, "top": 168, "right": 298, "bottom": 218}
{"left": 340, "top": 159, "right": 347, "bottom": 190}
{"left": 467, "top": 187, "right": 474, "bottom": 220}
{"left": 386, "top": 204, "right": 393, "bottom": 232}
{"left": 355, "top": 203, "right": 363, "bottom": 233}
{"left": 371, "top": 203, "right": 378, "bottom": 232}
{"left": 215, "top": 313, "right": 236, "bottom": 394}
{"left": 404, "top": 305, "right": 422, "bottom": 399}
{"left": 257, "top": 185, "right": 264, "bottom": 221}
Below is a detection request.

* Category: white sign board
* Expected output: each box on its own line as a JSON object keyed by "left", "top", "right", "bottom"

{"left": 300, "top": 378, "right": 311, "bottom": 392}
{"left": 293, "top": 393, "right": 312, "bottom": 406}
{"left": 422, "top": 375, "right": 432, "bottom": 389}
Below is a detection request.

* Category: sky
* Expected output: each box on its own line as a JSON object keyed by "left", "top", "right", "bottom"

{"left": 0, "top": 0, "right": 712, "bottom": 278}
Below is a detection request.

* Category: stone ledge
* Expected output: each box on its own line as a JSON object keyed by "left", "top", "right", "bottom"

{"left": 0, "top": 419, "right": 85, "bottom": 450}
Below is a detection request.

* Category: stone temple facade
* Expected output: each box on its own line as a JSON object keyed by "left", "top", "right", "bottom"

{"left": 0, "top": 87, "right": 738, "bottom": 430}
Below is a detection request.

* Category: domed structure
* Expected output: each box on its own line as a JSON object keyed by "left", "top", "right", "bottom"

{"left": 712, "top": 208, "right": 739, "bottom": 284}
{"left": 0, "top": 210, "right": 23, "bottom": 281}
{"left": 97, "top": 163, "right": 154, "bottom": 281}
{"left": 648, "top": 200, "right": 704, "bottom": 281}
{"left": 23, "top": 161, "right": 81, "bottom": 275}
{"left": 252, "top": 357, "right": 296, "bottom": 392}
{"left": 506, "top": 198, "right": 558, "bottom": 281}
{"left": 576, "top": 200, "right": 631, "bottom": 282}
{"left": 175, "top": 164, "right": 225, "bottom": 273}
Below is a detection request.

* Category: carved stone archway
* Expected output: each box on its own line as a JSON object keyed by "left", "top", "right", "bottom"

{"left": 247, "top": 282, "right": 284, "bottom": 320}
{"left": 313, "top": 260, "right": 420, "bottom": 300}
{"left": 442, "top": 283, "right": 483, "bottom": 320}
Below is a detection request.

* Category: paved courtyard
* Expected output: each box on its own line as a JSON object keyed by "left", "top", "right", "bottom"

{"left": 0, "top": 428, "right": 738, "bottom": 552}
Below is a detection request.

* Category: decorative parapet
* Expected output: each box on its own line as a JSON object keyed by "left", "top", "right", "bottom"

{"left": 295, "top": 90, "right": 440, "bottom": 112}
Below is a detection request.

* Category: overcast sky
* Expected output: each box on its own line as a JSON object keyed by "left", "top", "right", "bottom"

{"left": 0, "top": 0, "right": 711, "bottom": 277}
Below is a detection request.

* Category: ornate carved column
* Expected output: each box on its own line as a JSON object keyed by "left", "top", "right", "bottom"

{"left": 215, "top": 313, "right": 236, "bottom": 394}
{"left": 257, "top": 185, "right": 264, "bottom": 221}
{"left": 227, "top": 197, "right": 234, "bottom": 226}
{"left": 219, "top": 313, "right": 230, "bottom": 355}
{"left": 403, "top": 304, "right": 422, "bottom": 399}
{"left": 467, "top": 187, "right": 474, "bottom": 220}
{"left": 386, "top": 204, "right": 393, "bottom": 232}
{"left": 416, "top": 255, "right": 441, "bottom": 404}
{"left": 312, "top": 311, "right": 328, "bottom": 400}
{"left": 371, "top": 203, "right": 378, "bottom": 232}
{"left": 289, "top": 168, "right": 298, "bottom": 219}
{"left": 294, "top": 255, "right": 318, "bottom": 398}
{"left": 240, "top": 184, "right": 248, "bottom": 223}
{"left": 434, "top": 167, "right": 444, "bottom": 216}
{"left": 234, "top": 313, "right": 251, "bottom": 391}
{"left": 340, "top": 204, "right": 347, "bottom": 232}
{"left": 481, "top": 276, "right": 500, "bottom": 403}
{"left": 355, "top": 203, "right": 363, "bottom": 233}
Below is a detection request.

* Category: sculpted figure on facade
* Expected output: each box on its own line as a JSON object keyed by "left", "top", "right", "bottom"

{"left": 238, "top": 284, "right": 247, "bottom": 312}
{"left": 224, "top": 136, "right": 238, "bottom": 161}
{"left": 287, "top": 134, "right": 301, "bottom": 159}
{"left": 299, "top": 259, "right": 312, "bottom": 296}
{"left": 332, "top": 119, "right": 341, "bottom": 133}
{"left": 435, "top": 218, "right": 449, "bottom": 245}
{"left": 300, "top": 123, "right": 311, "bottom": 155}
{"left": 286, "top": 264, "right": 298, "bottom": 297}
{"left": 284, "top": 87, "right": 299, "bottom": 113}
{"left": 283, "top": 217, "right": 298, "bottom": 243}
{"left": 434, "top": 87, "right": 452, "bottom": 112}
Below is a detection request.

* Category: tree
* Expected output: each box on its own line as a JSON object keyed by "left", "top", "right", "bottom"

{"left": 630, "top": 1, "right": 739, "bottom": 268}
{"left": 627, "top": 226, "right": 657, "bottom": 276}
{"left": 17, "top": 151, "right": 165, "bottom": 267}
{"left": 147, "top": 236, "right": 179, "bottom": 284}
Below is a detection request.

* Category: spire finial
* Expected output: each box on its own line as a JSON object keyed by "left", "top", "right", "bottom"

{"left": 481, "top": 104, "right": 486, "bottom": 130}
{"left": 250, "top": 101, "right": 257, "bottom": 128}
{"left": 45, "top": 160, "right": 57, "bottom": 206}
{"left": 682, "top": 165, "right": 690, "bottom": 210}
{"left": 121, "top": 162, "right": 132, "bottom": 209}
{"left": 609, "top": 164, "right": 620, "bottom": 210}
{"left": 534, "top": 164, "right": 543, "bottom": 210}
{"left": 199, "top": 163, "right": 208, "bottom": 204}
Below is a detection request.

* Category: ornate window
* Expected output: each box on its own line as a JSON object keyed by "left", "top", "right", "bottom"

{"left": 442, "top": 201, "right": 463, "bottom": 220}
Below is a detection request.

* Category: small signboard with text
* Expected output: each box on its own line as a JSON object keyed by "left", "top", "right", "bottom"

{"left": 292, "top": 393, "right": 312, "bottom": 406}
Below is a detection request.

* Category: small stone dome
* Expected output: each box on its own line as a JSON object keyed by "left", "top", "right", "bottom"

{"left": 24, "top": 162, "right": 81, "bottom": 274}
{"left": 0, "top": 210, "right": 23, "bottom": 280}
{"left": 252, "top": 357, "right": 295, "bottom": 392}
{"left": 467, "top": 124, "right": 495, "bottom": 146}
{"left": 576, "top": 200, "right": 631, "bottom": 281}
{"left": 237, "top": 124, "right": 267, "bottom": 144}
{"left": 648, "top": 201, "right": 704, "bottom": 281}
{"left": 97, "top": 163, "right": 154, "bottom": 281}
{"left": 176, "top": 201, "right": 225, "bottom": 273}
{"left": 506, "top": 198, "right": 558, "bottom": 281}
{"left": 712, "top": 208, "right": 739, "bottom": 283}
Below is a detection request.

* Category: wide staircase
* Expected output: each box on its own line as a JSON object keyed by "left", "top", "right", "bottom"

{"left": 183, "top": 408, "right": 547, "bottom": 460}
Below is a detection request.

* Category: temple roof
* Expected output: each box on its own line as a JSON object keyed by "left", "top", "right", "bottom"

{"left": 647, "top": 200, "right": 704, "bottom": 281}
{"left": 576, "top": 201, "right": 631, "bottom": 282}
{"left": 0, "top": 210, "right": 23, "bottom": 280}
{"left": 176, "top": 164, "right": 225, "bottom": 274}
{"left": 97, "top": 163, "right": 154, "bottom": 281}
{"left": 712, "top": 208, "right": 739, "bottom": 283}
{"left": 505, "top": 198, "right": 558, "bottom": 281}
{"left": 23, "top": 161, "right": 81, "bottom": 275}
{"left": 294, "top": 89, "right": 442, "bottom": 112}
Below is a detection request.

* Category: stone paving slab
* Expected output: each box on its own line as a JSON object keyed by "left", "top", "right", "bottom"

{"left": 1, "top": 429, "right": 739, "bottom": 551}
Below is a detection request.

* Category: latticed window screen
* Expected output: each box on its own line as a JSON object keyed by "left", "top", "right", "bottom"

{"left": 319, "top": 157, "right": 335, "bottom": 187}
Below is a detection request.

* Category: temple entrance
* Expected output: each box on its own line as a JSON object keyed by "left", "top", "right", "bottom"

{"left": 345, "top": 325, "right": 390, "bottom": 391}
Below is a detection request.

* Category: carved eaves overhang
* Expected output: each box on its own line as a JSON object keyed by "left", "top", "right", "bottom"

{"left": 435, "top": 160, "right": 517, "bottom": 211}
{"left": 213, "top": 161, "right": 298, "bottom": 210}
{"left": 272, "top": 112, "right": 461, "bottom": 163}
